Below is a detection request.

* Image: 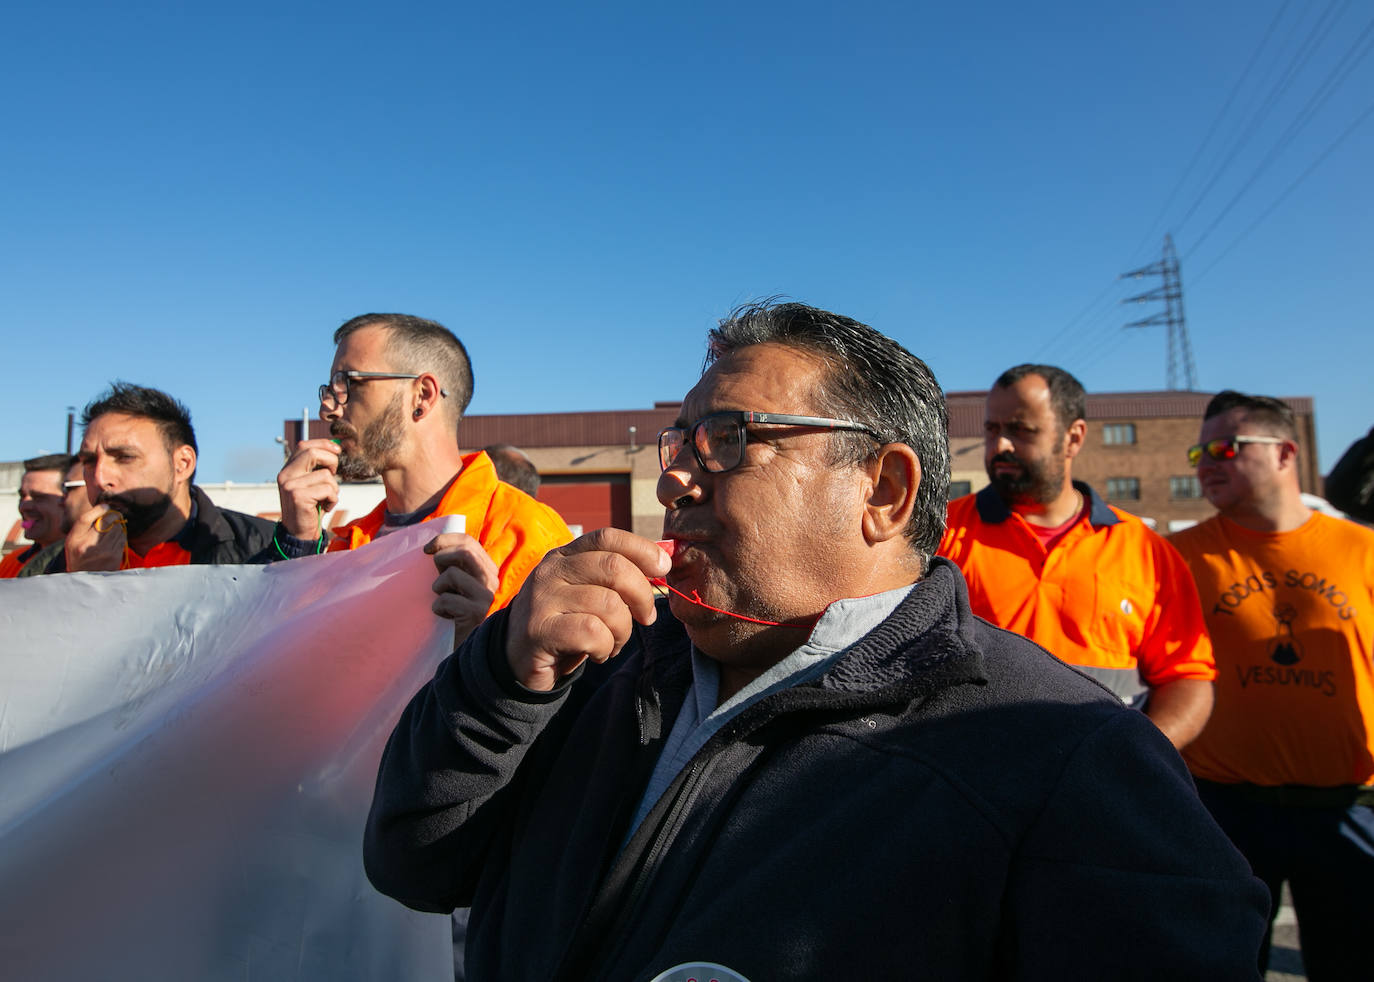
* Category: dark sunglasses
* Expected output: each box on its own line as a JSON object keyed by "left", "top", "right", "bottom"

{"left": 1187, "top": 435, "right": 1285, "bottom": 467}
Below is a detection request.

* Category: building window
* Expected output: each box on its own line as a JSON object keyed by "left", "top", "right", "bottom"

{"left": 1105, "top": 477, "right": 1141, "bottom": 501}
{"left": 949, "top": 480, "right": 972, "bottom": 499}
{"left": 1170, "top": 475, "right": 1202, "bottom": 500}
{"left": 1103, "top": 423, "right": 1137, "bottom": 445}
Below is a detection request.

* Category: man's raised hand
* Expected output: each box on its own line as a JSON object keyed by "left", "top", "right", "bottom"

{"left": 504, "top": 529, "right": 670, "bottom": 692}
{"left": 276, "top": 439, "right": 341, "bottom": 540}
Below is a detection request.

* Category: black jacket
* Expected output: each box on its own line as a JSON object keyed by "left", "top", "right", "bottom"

{"left": 365, "top": 560, "right": 1267, "bottom": 981}
{"left": 35, "top": 485, "right": 273, "bottom": 573}
{"left": 1325, "top": 425, "right": 1374, "bottom": 522}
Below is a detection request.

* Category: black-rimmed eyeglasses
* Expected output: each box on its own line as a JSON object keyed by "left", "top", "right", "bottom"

{"left": 1187, "top": 435, "right": 1286, "bottom": 467}
{"left": 658, "top": 411, "right": 883, "bottom": 473}
{"left": 319, "top": 370, "right": 448, "bottom": 408}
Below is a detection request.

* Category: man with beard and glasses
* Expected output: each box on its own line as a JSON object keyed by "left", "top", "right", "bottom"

{"left": 0, "top": 454, "right": 74, "bottom": 577}
{"left": 938, "top": 364, "right": 1215, "bottom": 749}
{"left": 362, "top": 303, "right": 1266, "bottom": 981}
{"left": 40, "top": 383, "right": 273, "bottom": 573}
{"left": 265, "top": 313, "right": 571, "bottom": 643}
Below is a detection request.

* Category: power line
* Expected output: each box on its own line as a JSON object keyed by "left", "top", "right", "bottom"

{"left": 1172, "top": 0, "right": 1349, "bottom": 238}
{"left": 1186, "top": 11, "right": 1374, "bottom": 258}
{"left": 1191, "top": 97, "right": 1374, "bottom": 288}
{"left": 1032, "top": 278, "right": 1127, "bottom": 360}
{"left": 1124, "top": 0, "right": 1295, "bottom": 265}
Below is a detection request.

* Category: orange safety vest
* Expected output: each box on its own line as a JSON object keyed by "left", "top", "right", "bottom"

{"left": 329, "top": 451, "right": 573, "bottom": 614}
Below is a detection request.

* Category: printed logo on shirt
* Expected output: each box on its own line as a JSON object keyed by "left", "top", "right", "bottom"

{"left": 1232, "top": 604, "right": 1335, "bottom": 695}
{"left": 1268, "top": 603, "right": 1304, "bottom": 665}
{"left": 649, "top": 962, "right": 751, "bottom": 982}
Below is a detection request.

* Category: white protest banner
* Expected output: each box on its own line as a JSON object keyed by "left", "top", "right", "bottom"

{"left": 0, "top": 519, "right": 463, "bottom": 981}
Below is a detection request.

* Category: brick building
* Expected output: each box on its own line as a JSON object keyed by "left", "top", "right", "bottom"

{"left": 281, "top": 389, "right": 1318, "bottom": 538}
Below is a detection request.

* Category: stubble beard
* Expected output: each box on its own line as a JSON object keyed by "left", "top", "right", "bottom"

{"left": 334, "top": 392, "right": 406, "bottom": 481}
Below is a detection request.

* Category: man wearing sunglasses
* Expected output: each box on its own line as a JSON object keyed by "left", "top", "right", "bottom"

{"left": 265, "top": 313, "right": 571, "bottom": 641}
{"left": 939, "top": 364, "right": 1216, "bottom": 750}
{"left": 1170, "top": 390, "right": 1374, "bottom": 980}
{"left": 364, "top": 302, "right": 1264, "bottom": 980}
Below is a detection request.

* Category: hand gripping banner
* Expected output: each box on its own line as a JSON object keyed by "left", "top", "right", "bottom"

{"left": 0, "top": 520, "right": 462, "bottom": 981}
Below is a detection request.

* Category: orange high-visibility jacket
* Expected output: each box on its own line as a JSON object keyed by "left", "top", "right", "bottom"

{"left": 939, "top": 484, "right": 1215, "bottom": 704}
{"left": 330, "top": 451, "right": 573, "bottom": 614}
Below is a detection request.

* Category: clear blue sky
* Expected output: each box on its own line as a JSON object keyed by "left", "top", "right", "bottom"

{"left": 5, "top": 1, "right": 1370, "bottom": 481}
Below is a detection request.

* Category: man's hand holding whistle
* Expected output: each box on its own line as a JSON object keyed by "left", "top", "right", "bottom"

{"left": 276, "top": 438, "right": 341, "bottom": 541}
{"left": 503, "top": 529, "right": 670, "bottom": 692}
{"left": 65, "top": 503, "right": 128, "bottom": 572}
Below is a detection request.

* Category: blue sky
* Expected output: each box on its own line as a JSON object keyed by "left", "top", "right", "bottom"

{"left": 5, "top": 1, "right": 1370, "bottom": 481}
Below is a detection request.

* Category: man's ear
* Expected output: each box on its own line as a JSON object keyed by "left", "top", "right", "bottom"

{"left": 861, "top": 443, "right": 921, "bottom": 545}
{"left": 413, "top": 373, "right": 444, "bottom": 420}
{"left": 172, "top": 444, "right": 197, "bottom": 483}
{"left": 1277, "top": 439, "right": 1301, "bottom": 472}
{"left": 1063, "top": 418, "right": 1088, "bottom": 460}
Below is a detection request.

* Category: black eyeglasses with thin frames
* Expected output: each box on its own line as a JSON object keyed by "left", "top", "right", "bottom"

{"left": 658, "top": 410, "right": 883, "bottom": 473}
{"left": 1187, "top": 435, "right": 1286, "bottom": 467}
{"left": 319, "top": 370, "right": 448, "bottom": 408}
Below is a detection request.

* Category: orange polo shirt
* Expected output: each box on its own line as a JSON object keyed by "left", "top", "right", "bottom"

{"left": 329, "top": 451, "right": 573, "bottom": 614}
{"left": 939, "top": 485, "right": 1215, "bottom": 704}
{"left": 1171, "top": 512, "right": 1374, "bottom": 787}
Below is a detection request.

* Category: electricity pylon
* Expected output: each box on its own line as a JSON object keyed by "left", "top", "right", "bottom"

{"left": 1121, "top": 234, "right": 1197, "bottom": 390}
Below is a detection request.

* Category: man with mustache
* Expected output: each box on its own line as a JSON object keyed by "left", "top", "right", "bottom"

{"left": 363, "top": 304, "right": 1265, "bottom": 980}
{"left": 51, "top": 383, "right": 273, "bottom": 572}
{"left": 938, "top": 364, "right": 1215, "bottom": 749}
{"left": 268, "top": 313, "right": 571, "bottom": 641}
{"left": 0, "top": 454, "right": 73, "bottom": 577}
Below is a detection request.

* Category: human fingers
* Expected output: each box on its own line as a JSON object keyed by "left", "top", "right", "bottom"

{"left": 508, "top": 581, "right": 638, "bottom": 689}
{"left": 277, "top": 468, "right": 340, "bottom": 537}
{"left": 430, "top": 582, "right": 492, "bottom": 640}
{"left": 548, "top": 528, "right": 670, "bottom": 625}
{"left": 431, "top": 563, "right": 497, "bottom": 611}
{"left": 67, "top": 504, "right": 127, "bottom": 571}
{"left": 504, "top": 542, "right": 664, "bottom": 690}
{"left": 425, "top": 534, "right": 500, "bottom": 593}
{"left": 278, "top": 441, "right": 341, "bottom": 480}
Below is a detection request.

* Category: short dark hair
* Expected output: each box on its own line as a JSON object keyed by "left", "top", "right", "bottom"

{"left": 23, "top": 453, "right": 76, "bottom": 474}
{"left": 706, "top": 300, "right": 950, "bottom": 565}
{"left": 1203, "top": 390, "right": 1299, "bottom": 441}
{"left": 993, "top": 364, "right": 1087, "bottom": 432}
{"left": 335, "top": 314, "right": 474, "bottom": 425}
{"left": 484, "top": 443, "right": 541, "bottom": 497}
{"left": 81, "top": 382, "right": 198, "bottom": 460}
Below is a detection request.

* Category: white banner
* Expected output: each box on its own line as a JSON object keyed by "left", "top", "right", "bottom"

{"left": 0, "top": 522, "right": 459, "bottom": 982}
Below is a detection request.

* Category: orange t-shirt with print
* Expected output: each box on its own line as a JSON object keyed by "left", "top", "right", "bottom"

{"left": 1172, "top": 512, "right": 1374, "bottom": 787}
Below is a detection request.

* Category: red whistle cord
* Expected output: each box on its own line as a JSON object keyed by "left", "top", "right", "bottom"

{"left": 654, "top": 580, "right": 803, "bottom": 627}
{"left": 649, "top": 539, "right": 810, "bottom": 628}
